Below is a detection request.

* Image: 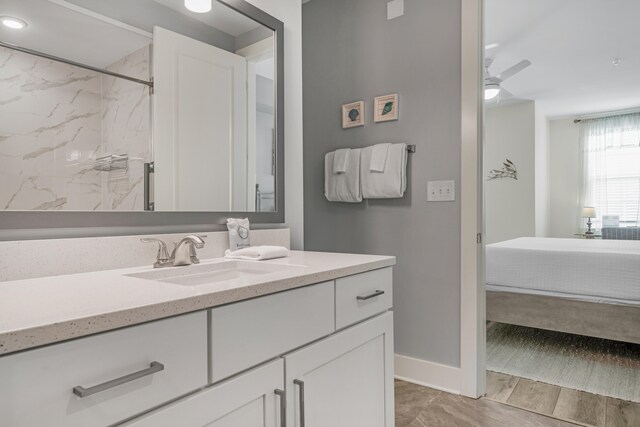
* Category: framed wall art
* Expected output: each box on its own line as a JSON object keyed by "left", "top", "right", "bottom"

{"left": 374, "top": 93, "right": 399, "bottom": 122}
{"left": 342, "top": 101, "right": 365, "bottom": 128}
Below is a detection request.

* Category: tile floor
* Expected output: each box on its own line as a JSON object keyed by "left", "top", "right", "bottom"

{"left": 395, "top": 380, "right": 575, "bottom": 427}
{"left": 395, "top": 375, "right": 640, "bottom": 427}
{"left": 485, "top": 371, "right": 640, "bottom": 427}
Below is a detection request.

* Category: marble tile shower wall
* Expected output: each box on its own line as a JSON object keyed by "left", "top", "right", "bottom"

{"left": 102, "top": 45, "right": 150, "bottom": 211}
{"left": 0, "top": 45, "right": 151, "bottom": 211}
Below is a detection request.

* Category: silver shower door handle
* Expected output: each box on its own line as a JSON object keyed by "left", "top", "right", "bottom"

{"left": 144, "top": 162, "right": 155, "bottom": 211}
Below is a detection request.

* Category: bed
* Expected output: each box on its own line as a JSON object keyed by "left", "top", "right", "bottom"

{"left": 486, "top": 237, "right": 640, "bottom": 344}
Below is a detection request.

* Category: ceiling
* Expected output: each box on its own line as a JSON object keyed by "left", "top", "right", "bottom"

{"left": 0, "top": 0, "right": 268, "bottom": 71}
{"left": 0, "top": 0, "right": 151, "bottom": 69}
{"left": 485, "top": 0, "right": 640, "bottom": 118}
{"left": 152, "top": 0, "right": 261, "bottom": 37}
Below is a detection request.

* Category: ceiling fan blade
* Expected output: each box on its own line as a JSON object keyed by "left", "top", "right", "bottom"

{"left": 496, "top": 60, "right": 531, "bottom": 81}
{"left": 500, "top": 88, "right": 514, "bottom": 99}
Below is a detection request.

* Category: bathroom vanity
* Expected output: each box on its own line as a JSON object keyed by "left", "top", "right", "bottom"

{"left": 0, "top": 251, "right": 395, "bottom": 427}
{"left": 0, "top": 1, "right": 394, "bottom": 424}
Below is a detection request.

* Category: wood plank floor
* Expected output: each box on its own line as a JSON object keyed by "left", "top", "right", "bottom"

{"left": 485, "top": 371, "right": 640, "bottom": 427}
{"left": 395, "top": 380, "right": 577, "bottom": 427}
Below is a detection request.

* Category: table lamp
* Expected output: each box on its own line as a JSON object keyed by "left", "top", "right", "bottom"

{"left": 582, "top": 207, "right": 596, "bottom": 235}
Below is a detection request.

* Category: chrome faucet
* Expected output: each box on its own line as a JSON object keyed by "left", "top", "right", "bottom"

{"left": 141, "top": 235, "right": 206, "bottom": 268}
{"left": 172, "top": 235, "right": 206, "bottom": 266}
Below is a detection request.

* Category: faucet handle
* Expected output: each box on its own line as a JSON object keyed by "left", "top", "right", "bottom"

{"left": 141, "top": 238, "right": 171, "bottom": 267}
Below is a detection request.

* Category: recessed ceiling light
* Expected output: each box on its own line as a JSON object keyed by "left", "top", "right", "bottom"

{"left": 612, "top": 57, "right": 622, "bottom": 66}
{"left": 185, "top": 0, "right": 212, "bottom": 13}
{"left": 1, "top": 16, "right": 28, "bottom": 30}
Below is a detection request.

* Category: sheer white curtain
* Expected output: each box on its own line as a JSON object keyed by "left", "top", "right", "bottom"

{"left": 579, "top": 113, "right": 640, "bottom": 229}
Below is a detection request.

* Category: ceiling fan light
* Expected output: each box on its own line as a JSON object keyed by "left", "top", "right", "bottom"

{"left": 185, "top": 0, "right": 212, "bottom": 13}
{"left": 485, "top": 84, "right": 500, "bottom": 100}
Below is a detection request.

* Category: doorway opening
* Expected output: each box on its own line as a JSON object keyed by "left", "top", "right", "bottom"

{"left": 482, "top": 1, "right": 640, "bottom": 425}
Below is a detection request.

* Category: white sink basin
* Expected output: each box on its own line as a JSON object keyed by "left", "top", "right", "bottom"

{"left": 127, "top": 260, "right": 305, "bottom": 286}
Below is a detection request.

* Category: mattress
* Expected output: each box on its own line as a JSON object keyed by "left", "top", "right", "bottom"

{"left": 486, "top": 237, "right": 640, "bottom": 303}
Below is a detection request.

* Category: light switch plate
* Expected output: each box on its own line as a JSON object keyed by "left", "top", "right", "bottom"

{"left": 427, "top": 180, "right": 455, "bottom": 202}
{"left": 387, "top": 0, "right": 404, "bottom": 20}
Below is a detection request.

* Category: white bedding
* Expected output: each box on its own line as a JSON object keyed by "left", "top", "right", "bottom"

{"left": 486, "top": 237, "right": 640, "bottom": 303}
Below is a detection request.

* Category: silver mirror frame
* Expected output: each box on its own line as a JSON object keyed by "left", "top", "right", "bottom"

{"left": 0, "top": 0, "right": 285, "bottom": 240}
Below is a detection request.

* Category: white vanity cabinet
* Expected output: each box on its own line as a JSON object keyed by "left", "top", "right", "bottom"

{"left": 125, "top": 266, "right": 395, "bottom": 427}
{"left": 0, "top": 265, "right": 394, "bottom": 427}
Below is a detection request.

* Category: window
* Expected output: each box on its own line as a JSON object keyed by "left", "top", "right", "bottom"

{"left": 580, "top": 113, "right": 640, "bottom": 228}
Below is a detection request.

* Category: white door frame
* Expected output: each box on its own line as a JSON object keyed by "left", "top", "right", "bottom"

{"left": 236, "top": 37, "right": 275, "bottom": 211}
{"left": 459, "top": 0, "right": 485, "bottom": 398}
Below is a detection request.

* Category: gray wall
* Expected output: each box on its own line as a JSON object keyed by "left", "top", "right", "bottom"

{"left": 303, "top": 0, "right": 462, "bottom": 367}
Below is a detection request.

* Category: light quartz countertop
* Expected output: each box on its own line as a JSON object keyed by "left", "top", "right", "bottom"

{"left": 0, "top": 251, "right": 395, "bottom": 356}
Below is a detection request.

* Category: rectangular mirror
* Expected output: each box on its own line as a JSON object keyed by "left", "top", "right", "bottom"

{"left": 0, "top": 0, "right": 284, "bottom": 231}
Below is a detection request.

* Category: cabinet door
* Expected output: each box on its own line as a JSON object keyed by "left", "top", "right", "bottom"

{"left": 284, "top": 312, "right": 394, "bottom": 427}
{"left": 124, "top": 359, "right": 285, "bottom": 427}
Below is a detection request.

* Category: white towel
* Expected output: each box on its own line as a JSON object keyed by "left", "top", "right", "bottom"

{"left": 370, "top": 143, "right": 390, "bottom": 172}
{"left": 325, "top": 148, "right": 363, "bottom": 202}
{"left": 225, "top": 245, "right": 289, "bottom": 260}
{"left": 361, "top": 143, "right": 407, "bottom": 198}
{"left": 333, "top": 149, "right": 350, "bottom": 174}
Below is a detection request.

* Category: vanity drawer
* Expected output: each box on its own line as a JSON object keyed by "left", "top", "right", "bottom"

{"left": 335, "top": 267, "right": 393, "bottom": 329}
{"left": 209, "top": 281, "right": 335, "bottom": 383}
{"left": 0, "top": 311, "right": 208, "bottom": 427}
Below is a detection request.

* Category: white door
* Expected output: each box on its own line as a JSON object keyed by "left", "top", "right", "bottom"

{"left": 124, "top": 359, "right": 284, "bottom": 427}
{"left": 284, "top": 313, "right": 395, "bottom": 427}
{"left": 152, "top": 26, "right": 247, "bottom": 211}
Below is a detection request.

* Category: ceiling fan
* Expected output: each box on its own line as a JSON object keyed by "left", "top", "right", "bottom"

{"left": 484, "top": 58, "right": 531, "bottom": 101}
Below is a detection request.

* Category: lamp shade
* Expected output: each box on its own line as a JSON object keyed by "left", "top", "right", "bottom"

{"left": 582, "top": 207, "right": 596, "bottom": 218}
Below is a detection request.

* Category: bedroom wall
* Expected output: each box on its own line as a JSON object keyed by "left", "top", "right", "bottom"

{"left": 303, "top": 0, "right": 463, "bottom": 368}
{"left": 534, "top": 105, "right": 550, "bottom": 237}
{"left": 549, "top": 118, "right": 581, "bottom": 237}
{"left": 485, "top": 101, "right": 536, "bottom": 244}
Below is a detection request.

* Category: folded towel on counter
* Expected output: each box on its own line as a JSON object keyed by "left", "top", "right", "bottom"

{"left": 325, "top": 148, "right": 363, "bottom": 202}
{"left": 361, "top": 143, "right": 407, "bottom": 198}
{"left": 369, "top": 143, "right": 390, "bottom": 172}
{"left": 224, "top": 245, "right": 290, "bottom": 260}
{"left": 333, "top": 149, "right": 350, "bottom": 174}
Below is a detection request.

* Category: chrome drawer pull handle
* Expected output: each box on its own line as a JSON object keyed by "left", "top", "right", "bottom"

{"left": 356, "top": 290, "right": 385, "bottom": 301}
{"left": 275, "top": 389, "right": 286, "bottom": 427}
{"left": 73, "top": 361, "right": 164, "bottom": 398}
{"left": 294, "top": 379, "right": 305, "bottom": 427}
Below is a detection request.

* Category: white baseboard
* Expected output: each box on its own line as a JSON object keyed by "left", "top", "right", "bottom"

{"left": 394, "top": 354, "right": 462, "bottom": 395}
